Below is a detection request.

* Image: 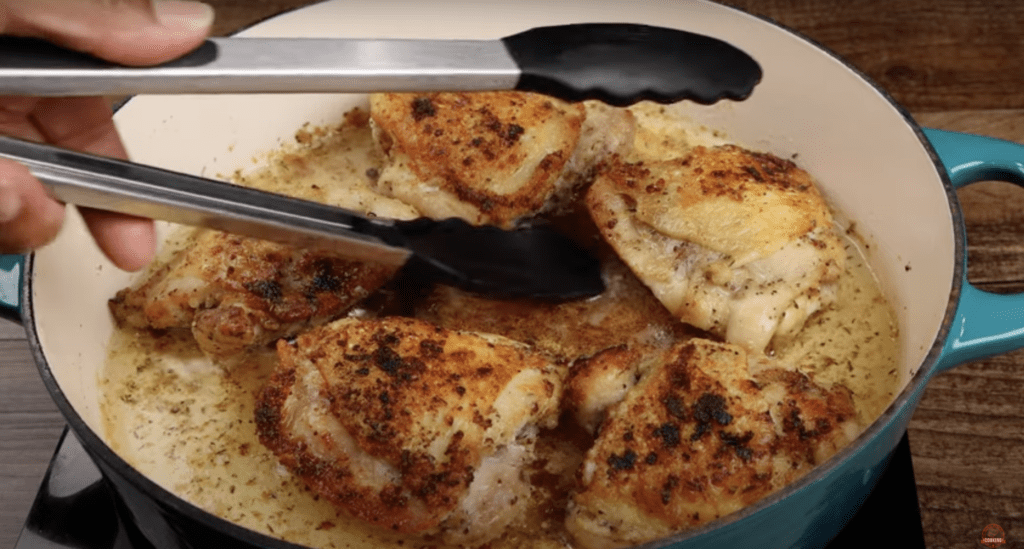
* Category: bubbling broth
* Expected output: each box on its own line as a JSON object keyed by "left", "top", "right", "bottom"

{"left": 101, "top": 103, "right": 899, "bottom": 549}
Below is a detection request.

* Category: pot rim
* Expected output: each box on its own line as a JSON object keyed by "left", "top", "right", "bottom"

{"left": 20, "top": 1, "right": 965, "bottom": 547}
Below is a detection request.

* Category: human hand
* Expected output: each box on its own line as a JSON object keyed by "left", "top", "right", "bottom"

{"left": 0, "top": 0, "right": 214, "bottom": 271}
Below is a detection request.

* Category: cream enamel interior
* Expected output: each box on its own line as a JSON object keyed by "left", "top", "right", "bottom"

{"left": 29, "top": 0, "right": 953, "bottom": 512}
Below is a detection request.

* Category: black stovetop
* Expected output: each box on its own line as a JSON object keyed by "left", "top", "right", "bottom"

{"left": 14, "top": 427, "right": 926, "bottom": 549}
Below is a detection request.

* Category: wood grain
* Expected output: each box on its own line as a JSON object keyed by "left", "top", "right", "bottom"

{"left": 0, "top": 326, "right": 66, "bottom": 549}
{"left": 720, "top": 0, "right": 1024, "bottom": 113}
{"left": 2, "top": 2, "right": 1024, "bottom": 549}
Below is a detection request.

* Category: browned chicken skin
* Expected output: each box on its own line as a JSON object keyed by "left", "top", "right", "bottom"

{"left": 586, "top": 145, "right": 846, "bottom": 354}
{"left": 108, "top": 230, "right": 395, "bottom": 359}
{"left": 564, "top": 338, "right": 860, "bottom": 549}
{"left": 370, "top": 92, "right": 634, "bottom": 228}
{"left": 254, "top": 316, "right": 565, "bottom": 545}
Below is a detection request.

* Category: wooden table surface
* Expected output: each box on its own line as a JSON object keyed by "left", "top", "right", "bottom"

{"left": 2, "top": 1, "right": 1023, "bottom": 548}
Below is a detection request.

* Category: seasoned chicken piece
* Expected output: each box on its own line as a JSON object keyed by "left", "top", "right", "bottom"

{"left": 563, "top": 344, "right": 649, "bottom": 434}
{"left": 370, "top": 92, "right": 634, "bottom": 227}
{"left": 108, "top": 230, "right": 395, "bottom": 359}
{"left": 564, "top": 338, "right": 860, "bottom": 549}
{"left": 414, "top": 252, "right": 695, "bottom": 363}
{"left": 586, "top": 145, "right": 846, "bottom": 354}
{"left": 254, "top": 316, "right": 564, "bottom": 545}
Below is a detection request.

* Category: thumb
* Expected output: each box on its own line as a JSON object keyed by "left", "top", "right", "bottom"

{"left": 0, "top": 0, "right": 214, "bottom": 66}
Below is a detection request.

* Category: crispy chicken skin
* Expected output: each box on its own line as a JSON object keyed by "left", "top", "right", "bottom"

{"left": 565, "top": 339, "right": 860, "bottom": 549}
{"left": 108, "top": 230, "right": 394, "bottom": 359}
{"left": 254, "top": 316, "right": 564, "bottom": 545}
{"left": 369, "top": 92, "right": 634, "bottom": 227}
{"left": 586, "top": 145, "right": 846, "bottom": 354}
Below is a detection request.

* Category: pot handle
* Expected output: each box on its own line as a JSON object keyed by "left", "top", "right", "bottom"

{"left": 0, "top": 254, "right": 22, "bottom": 324}
{"left": 925, "top": 127, "right": 1024, "bottom": 371}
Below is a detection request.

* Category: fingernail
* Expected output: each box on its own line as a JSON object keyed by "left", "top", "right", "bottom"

{"left": 0, "top": 180, "right": 22, "bottom": 223}
{"left": 154, "top": 1, "right": 215, "bottom": 30}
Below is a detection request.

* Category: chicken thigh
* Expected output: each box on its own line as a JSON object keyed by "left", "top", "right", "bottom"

{"left": 369, "top": 92, "right": 634, "bottom": 227}
{"left": 586, "top": 145, "right": 846, "bottom": 354}
{"left": 565, "top": 338, "right": 860, "bottom": 549}
{"left": 254, "top": 316, "right": 564, "bottom": 545}
{"left": 108, "top": 230, "right": 395, "bottom": 359}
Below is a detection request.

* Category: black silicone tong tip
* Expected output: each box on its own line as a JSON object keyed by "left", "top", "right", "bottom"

{"left": 390, "top": 218, "right": 605, "bottom": 300}
{"left": 502, "top": 23, "right": 762, "bottom": 107}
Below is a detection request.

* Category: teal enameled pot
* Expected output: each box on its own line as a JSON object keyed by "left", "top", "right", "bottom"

{"left": 1, "top": 1, "right": 1023, "bottom": 548}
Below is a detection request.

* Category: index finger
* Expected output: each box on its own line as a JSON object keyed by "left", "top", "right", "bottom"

{"left": 30, "top": 96, "right": 156, "bottom": 271}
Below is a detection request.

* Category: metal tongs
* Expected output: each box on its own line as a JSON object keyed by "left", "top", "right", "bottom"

{"left": 0, "top": 135, "right": 606, "bottom": 299}
{"left": 0, "top": 23, "right": 761, "bottom": 105}
{"left": 0, "top": 23, "right": 761, "bottom": 300}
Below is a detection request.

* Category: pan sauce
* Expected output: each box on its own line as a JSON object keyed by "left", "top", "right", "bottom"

{"left": 100, "top": 104, "right": 899, "bottom": 549}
